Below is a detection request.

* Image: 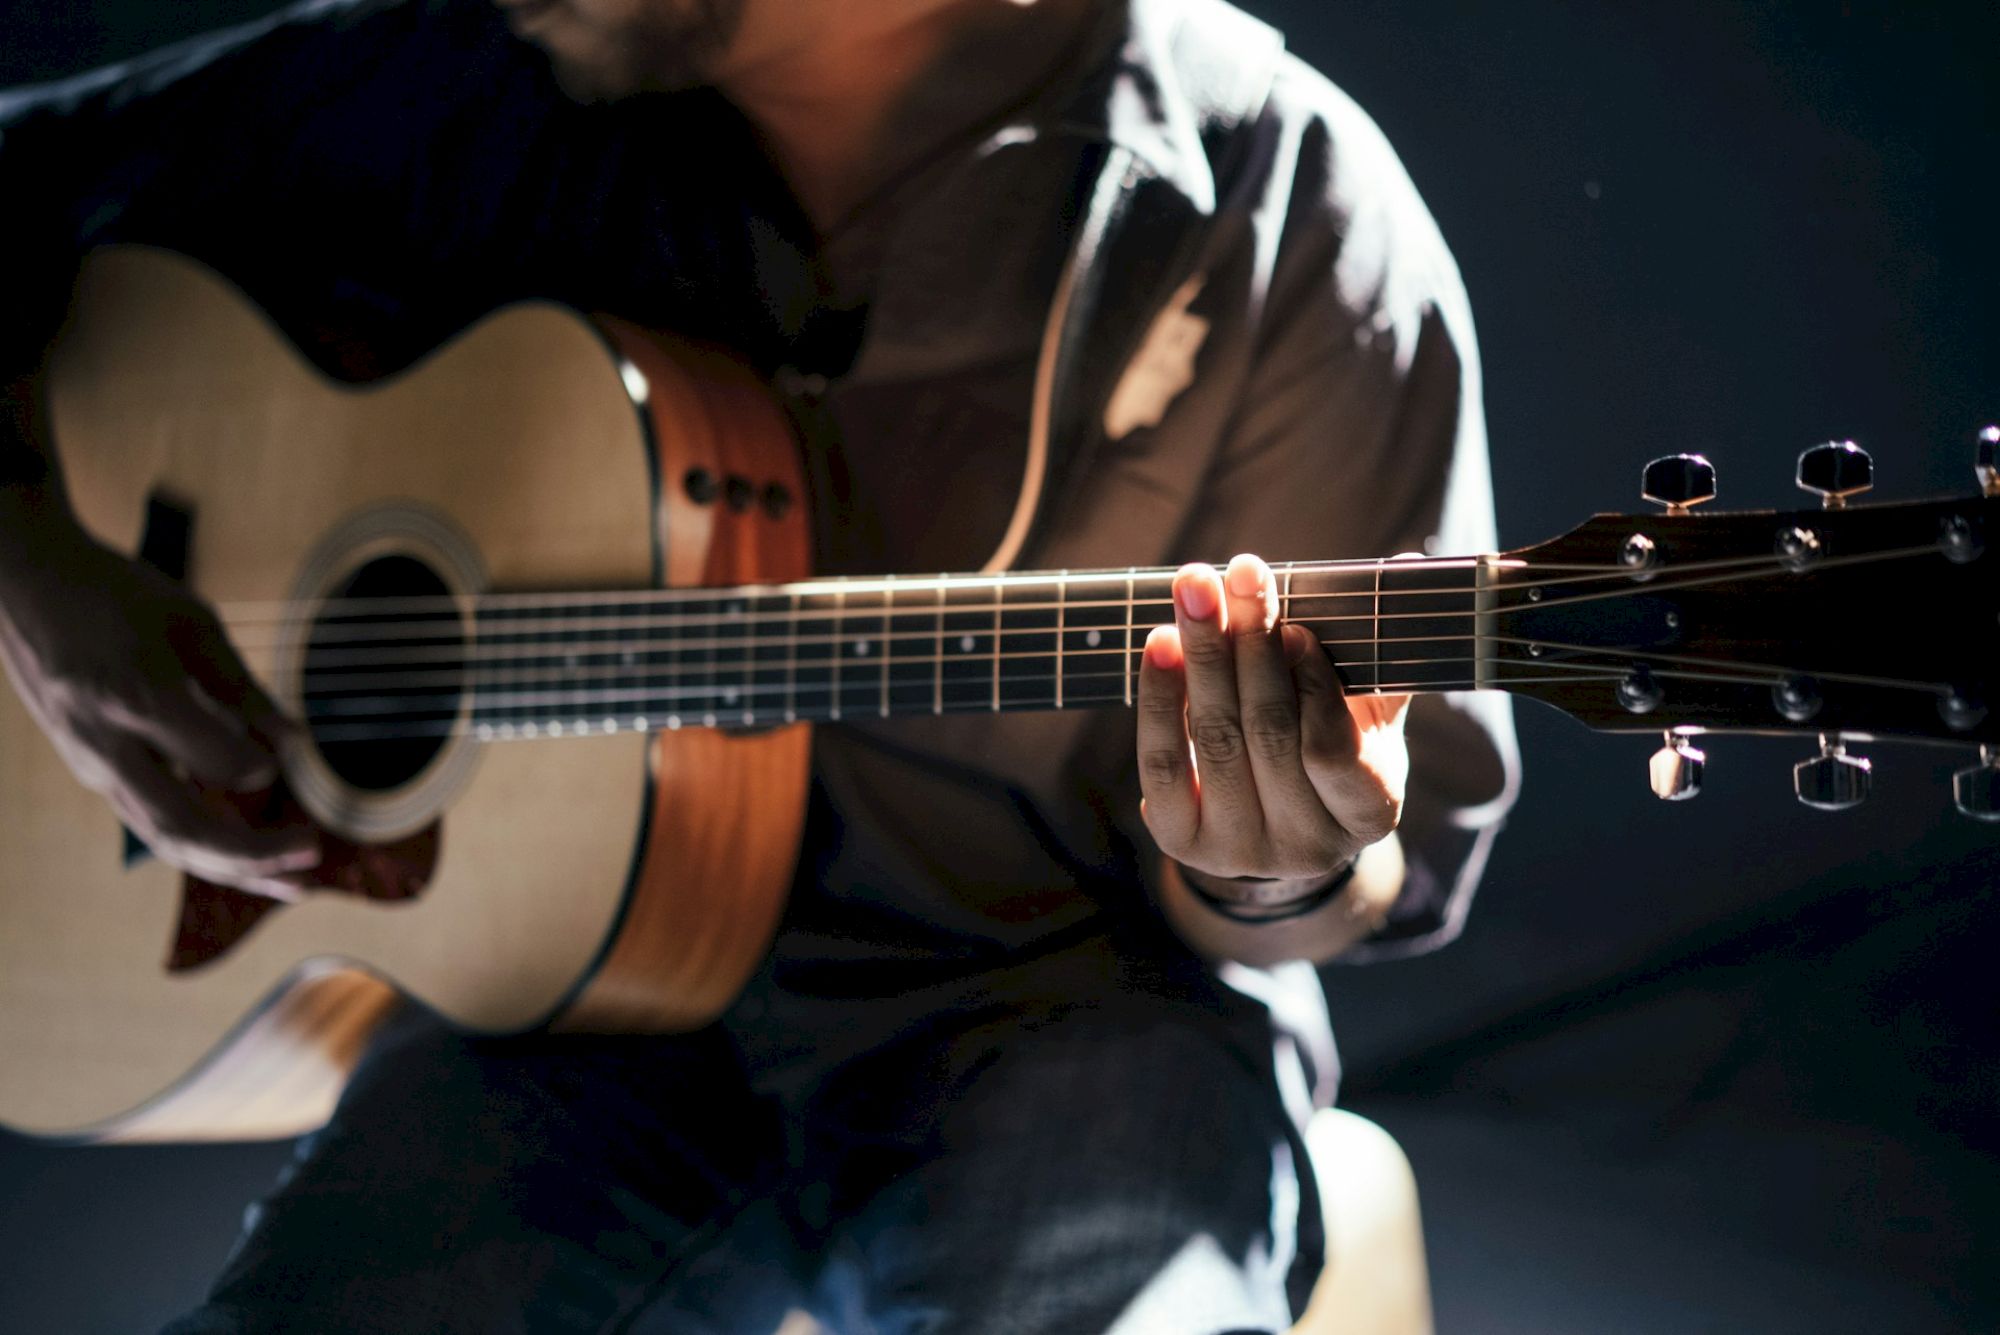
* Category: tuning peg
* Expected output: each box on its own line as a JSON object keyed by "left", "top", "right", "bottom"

{"left": 1641, "top": 454, "right": 1717, "bottom": 515}
{"left": 1794, "top": 733, "right": 1871, "bottom": 810}
{"left": 1796, "top": 440, "right": 1873, "bottom": 509}
{"left": 1954, "top": 746, "right": 2000, "bottom": 822}
{"left": 1977, "top": 426, "right": 1998, "bottom": 498}
{"left": 1649, "top": 732, "right": 1705, "bottom": 801}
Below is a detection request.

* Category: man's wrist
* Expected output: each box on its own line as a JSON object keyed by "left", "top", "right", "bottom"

{"left": 1176, "top": 858, "right": 1356, "bottom": 924}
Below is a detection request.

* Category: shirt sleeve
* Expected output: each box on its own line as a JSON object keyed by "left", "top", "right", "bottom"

{"left": 1172, "top": 60, "right": 1520, "bottom": 960}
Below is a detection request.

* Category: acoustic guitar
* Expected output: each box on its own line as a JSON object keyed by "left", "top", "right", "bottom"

{"left": 2, "top": 247, "right": 1994, "bottom": 1144}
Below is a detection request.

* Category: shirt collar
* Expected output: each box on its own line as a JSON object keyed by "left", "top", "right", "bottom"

{"left": 1036, "top": 0, "right": 1232, "bottom": 216}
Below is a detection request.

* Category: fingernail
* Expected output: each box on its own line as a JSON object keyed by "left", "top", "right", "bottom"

{"left": 1225, "top": 558, "right": 1263, "bottom": 598}
{"left": 1175, "top": 570, "right": 1217, "bottom": 620}
{"left": 1144, "top": 624, "right": 1180, "bottom": 670}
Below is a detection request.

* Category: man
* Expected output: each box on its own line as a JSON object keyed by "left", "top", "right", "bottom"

{"left": 0, "top": 0, "right": 1516, "bottom": 1329}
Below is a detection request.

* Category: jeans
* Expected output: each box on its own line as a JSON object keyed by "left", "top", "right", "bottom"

{"left": 162, "top": 937, "right": 1325, "bottom": 1335}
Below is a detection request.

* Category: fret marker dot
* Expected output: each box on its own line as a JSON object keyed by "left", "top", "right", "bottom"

{"left": 959, "top": 635, "right": 976, "bottom": 653}
{"left": 634, "top": 716, "right": 650, "bottom": 732}
{"left": 723, "top": 686, "right": 740, "bottom": 706}
{"left": 727, "top": 602, "right": 744, "bottom": 617}
{"left": 565, "top": 655, "right": 579, "bottom": 669}
{"left": 1085, "top": 629, "right": 1102, "bottom": 648}
{"left": 476, "top": 724, "right": 495, "bottom": 742}
{"left": 602, "top": 718, "right": 618, "bottom": 733}
{"left": 854, "top": 639, "right": 871, "bottom": 657}
{"left": 621, "top": 651, "right": 637, "bottom": 666}
{"left": 667, "top": 716, "right": 683, "bottom": 730}
{"left": 523, "top": 723, "right": 540, "bottom": 738}
{"left": 548, "top": 722, "right": 564, "bottom": 737}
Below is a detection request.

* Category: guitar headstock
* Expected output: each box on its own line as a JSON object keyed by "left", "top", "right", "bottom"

{"left": 1490, "top": 438, "right": 2000, "bottom": 818}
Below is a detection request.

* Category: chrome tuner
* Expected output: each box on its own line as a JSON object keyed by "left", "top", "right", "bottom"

{"left": 1794, "top": 733, "right": 1872, "bottom": 810}
{"left": 1978, "top": 426, "right": 1999, "bottom": 498}
{"left": 1953, "top": 746, "right": 2000, "bottom": 823}
{"left": 1649, "top": 732, "right": 1705, "bottom": 801}
{"left": 1796, "top": 441, "right": 1873, "bottom": 509}
{"left": 1641, "top": 454, "right": 1717, "bottom": 515}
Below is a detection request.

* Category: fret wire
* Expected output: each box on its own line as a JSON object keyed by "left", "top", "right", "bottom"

{"left": 879, "top": 575, "right": 893, "bottom": 719}
{"left": 933, "top": 582, "right": 945, "bottom": 716}
{"left": 990, "top": 580, "right": 1003, "bottom": 713}
{"left": 785, "top": 590, "right": 800, "bottom": 724}
{"left": 831, "top": 582, "right": 845, "bottom": 722}
{"left": 1055, "top": 570, "right": 1067, "bottom": 712}
{"left": 1372, "top": 563, "right": 1383, "bottom": 694}
{"left": 1123, "top": 568, "right": 1136, "bottom": 707}
{"left": 741, "top": 594, "right": 758, "bottom": 726}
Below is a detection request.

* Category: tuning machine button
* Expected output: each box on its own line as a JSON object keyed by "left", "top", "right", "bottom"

{"left": 1978, "top": 426, "right": 1999, "bottom": 498}
{"left": 1796, "top": 441, "right": 1873, "bottom": 509}
{"left": 1794, "top": 733, "right": 1872, "bottom": 810}
{"left": 1649, "top": 732, "right": 1705, "bottom": 801}
{"left": 1642, "top": 454, "right": 1717, "bottom": 515}
{"left": 1954, "top": 746, "right": 2000, "bottom": 822}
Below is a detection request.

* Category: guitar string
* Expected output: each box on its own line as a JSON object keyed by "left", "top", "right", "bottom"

{"left": 229, "top": 544, "right": 1940, "bottom": 676}
{"left": 304, "top": 649, "right": 1520, "bottom": 718}
{"left": 208, "top": 554, "right": 1530, "bottom": 623}
{"left": 214, "top": 546, "right": 1824, "bottom": 647}
{"left": 303, "top": 665, "right": 1632, "bottom": 740}
{"left": 273, "top": 545, "right": 1944, "bottom": 695}
{"left": 295, "top": 626, "right": 1494, "bottom": 689}
{"left": 292, "top": 630, "right": 1947, "bottom": 710}
{"left": 293, "top": 650, "right": 1890, "bottom": 729}
{"left": 294, "top": 662, "right": 1762, "bottom": 744}
{"left": 292, "top": 651, "right": 1920, "bottom": 723}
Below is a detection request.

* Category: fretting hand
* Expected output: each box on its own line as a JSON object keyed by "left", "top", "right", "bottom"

{"left": 1136, "top": 553, "right": 1411, "bottom": 908}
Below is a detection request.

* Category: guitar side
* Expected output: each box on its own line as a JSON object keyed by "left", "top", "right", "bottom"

{"left": 0, "top": 248, "right": 809, "bottom": 1141}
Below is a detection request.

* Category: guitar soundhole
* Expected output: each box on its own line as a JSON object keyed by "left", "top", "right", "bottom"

{"left": 302, "top": 554, "right": 463, "bottom": 793}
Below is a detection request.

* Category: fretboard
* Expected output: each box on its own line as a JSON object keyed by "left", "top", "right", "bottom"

{"left": 443, "top": 560, "right": 1485, "bottom": 742}
{"left": 295, "top": 561, "right": 1488, "bottom": 744}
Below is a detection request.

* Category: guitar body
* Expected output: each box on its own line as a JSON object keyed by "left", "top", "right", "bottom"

{"left": 0, "top": 248, "right": 811, "bottom": 1141}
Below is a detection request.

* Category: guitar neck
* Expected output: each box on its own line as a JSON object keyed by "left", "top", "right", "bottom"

{"left": 445, "top": 558, "right": 1493, "bottom": 740}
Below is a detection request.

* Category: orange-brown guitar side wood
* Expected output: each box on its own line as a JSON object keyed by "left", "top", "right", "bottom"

{"left": 555, "top": 320, "right": 813, "bottom": 1034}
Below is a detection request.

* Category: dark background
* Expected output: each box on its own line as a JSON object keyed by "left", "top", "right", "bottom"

{"left": 1, "top": 1, "right": 1995, "bottom": 1331}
